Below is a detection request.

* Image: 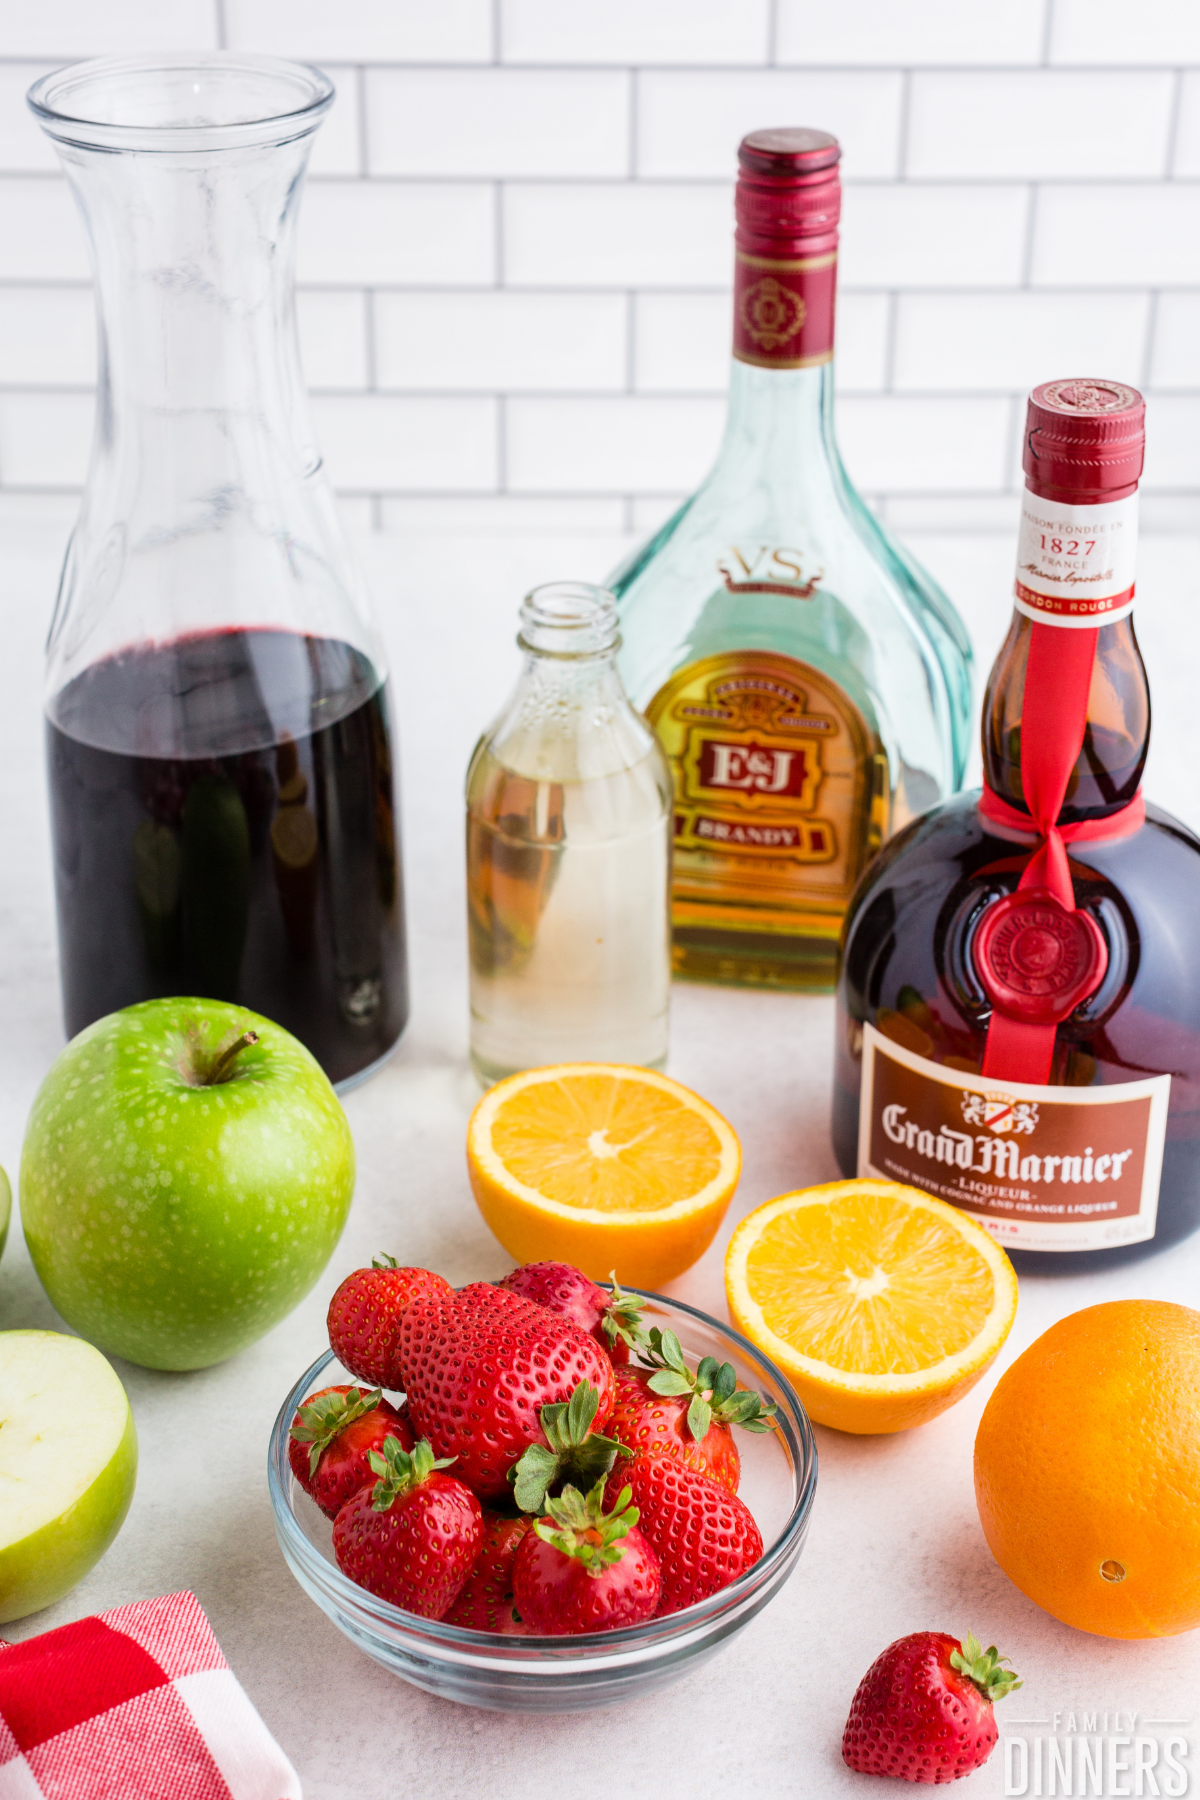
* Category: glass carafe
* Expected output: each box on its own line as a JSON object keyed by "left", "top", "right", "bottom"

{"left": 29, "top": 54, "right": 408, "bottom": 1087}
{"left": 466, "top": 583, "right": 672, "bottom": 1085}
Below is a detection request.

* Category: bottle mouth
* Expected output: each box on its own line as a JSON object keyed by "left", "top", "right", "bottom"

{"left": 27, "top": 52, "right": 334, "bottom": 154}
{"left": 518, "top": 582, "right": 620, "bottom": 657}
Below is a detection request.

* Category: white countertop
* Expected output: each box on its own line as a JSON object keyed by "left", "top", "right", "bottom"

{"left": 3, "top": 521, "right": 1200, "bottom": 1799}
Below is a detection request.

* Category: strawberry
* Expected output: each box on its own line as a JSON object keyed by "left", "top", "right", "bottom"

{"left": 606, "top": 1452, "right": 763, "bottom": 1616}
{"left": 499, "top": 1263, "right": 650, "bottom": 1366}
{"left": 288, "top": 1384, "right": 412, "bottom": 1519}
{"left": 842, "top": 1631, "right": 1021, "bottom": 1784}
{"left": 513, "top": 1478, "right": 662, "bottom": 1634}
{"left": 609, "top": 1327, "right": 776, "bottom": 1492}
{"left": 397, "top": 1282, "right": 616, "bottom": 1502}
{"left": 326, "top": 1255, "right": 452, "bottom": 1389}
{"left": 332, "top": 1436, "right": 482, "bottom": 1620}
{"left": 442, "top": 1511, "right": 534, "bottom": 1634}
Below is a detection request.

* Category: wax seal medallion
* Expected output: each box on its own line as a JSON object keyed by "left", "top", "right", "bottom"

{"left": 973, "top": 888, "right": 1108, "bottom": 1025}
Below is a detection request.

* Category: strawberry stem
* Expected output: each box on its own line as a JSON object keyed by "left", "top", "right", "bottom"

{"left": 637, "top": 1327, "right": 778, "bottom": 1441}
{"left": 949, "top": 1633, "right": 1022, "bottom": 1702}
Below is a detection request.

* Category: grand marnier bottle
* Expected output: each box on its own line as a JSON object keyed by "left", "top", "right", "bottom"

{"left": 835, "top": 379, "right": 1200, "bottom": 1269}
{"left": 611, "top": 129, "right": 973, "bottom": 991}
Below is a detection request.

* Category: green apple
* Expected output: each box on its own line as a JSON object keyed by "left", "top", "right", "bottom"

{"left": 19, "top": 998, "right": 355, "bottom": 1371}
{"left": 0, "top": 1330, "right": 137, "bottom": 1622}
{"left": 0, "top": 1164, "right": 9, "bottom": 1266}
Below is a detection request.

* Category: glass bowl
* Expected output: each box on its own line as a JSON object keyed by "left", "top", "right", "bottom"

{"left": 267, "top": 1287, "right": 818, "bottom": 1712}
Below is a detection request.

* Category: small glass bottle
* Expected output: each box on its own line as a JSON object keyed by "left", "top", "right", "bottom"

{"left": 465, "top": 583, "right": 672, "bottom": 1085}
{"left": 835, "top": 378, "right": 1200, "bottom": 1270}
{"left": 611, "top": 128, "right": 973, "bottom": 993}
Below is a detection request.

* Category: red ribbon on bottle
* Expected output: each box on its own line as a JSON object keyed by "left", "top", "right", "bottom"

{"left": 974, "top": 619, "right": 1144, "bottom": 1084}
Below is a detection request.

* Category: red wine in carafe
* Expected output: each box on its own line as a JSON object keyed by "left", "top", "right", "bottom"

{"left": 47, "top": 628, "right": 408, "bottom": 1085}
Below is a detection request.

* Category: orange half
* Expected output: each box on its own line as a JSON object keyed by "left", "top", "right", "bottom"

{"left": 467, "top": 1063, "right": 741, "bottom": 1288}
{"left": 725, "top": 1179, "right": 1018, "bottom": 1434}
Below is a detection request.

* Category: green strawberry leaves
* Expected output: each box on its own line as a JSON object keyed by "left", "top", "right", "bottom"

{"left": 949, "top": 1633, "right": 1022, "bottom": 1703}
{"left": 637, "top": 1328, "right": 778, "bottom": 1443}
{"left": 368, "top": 1435, "right": 457, "bottom": 1511}
{"left": 510, "top": 1379, "right": 628, "bottom": 1514}
{"left": 372, "top": 1252, "right": 399, "bottom": 1270}
{"left": 533, "top": 1476, "right": 639, "bottom": 1576}
{"left": 290, "top": 1385, "right": 387, "bottom": 1479}
{"left": 600, "top": 1274, "right": 652, "bottom": 1356}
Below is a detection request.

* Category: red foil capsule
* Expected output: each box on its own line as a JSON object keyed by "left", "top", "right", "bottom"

{"left": 733, "top": 128, "right": 840, "bottom": 370}
{"left": 1023, "top": 377, "right": 1146, "bottom": 504}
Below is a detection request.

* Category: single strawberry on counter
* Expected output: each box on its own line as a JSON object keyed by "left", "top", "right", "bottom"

{"left": 332, "top": 1436, "right": 483, "bottom": 1619}
{"left": 842, "top": 1631, "right": 1020, "bottom": 1785}
{"left": 513, "top": 1478, "right": 662, "bottom": 1634}
{"left": 443, "top": 1511, "right": 534, "bottom": 1635}
{"left": 327, "top": 1255, "right": 452, "bottom": 1389}
{"left": 609, "top": 1327, "right": 776, "bottom": 1493}
{"left": 607, "top": 1452, "right": 763, "bottom": 1616}
{"left": 397, "top": 1282, "right": 616, "bottom": 1502}
{"left": 499, "top": 1262, "right": 650, "bottom": 1365}
{"left": 288, "top": 1384, "right": 413, "bottom": 1520}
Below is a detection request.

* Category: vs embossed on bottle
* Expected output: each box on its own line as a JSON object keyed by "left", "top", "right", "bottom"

{"left": 611, "top": 129, "right": 973, "bottom": 992}
{"left": 836, "top": 379, "right": 1200, "bottom": 1269}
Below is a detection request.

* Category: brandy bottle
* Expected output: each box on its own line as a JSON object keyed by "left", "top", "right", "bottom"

{"left": 611, "top": 129, "right": 973, "bottom": 992}
{"left": 835, "top": 378, "right": 1200, "bottom": 1269}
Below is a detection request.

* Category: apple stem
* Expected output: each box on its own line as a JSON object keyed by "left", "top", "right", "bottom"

{"left": 207, "top": 1029, "right": 259, "bottom": 1085}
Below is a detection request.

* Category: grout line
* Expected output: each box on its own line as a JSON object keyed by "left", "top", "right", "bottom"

{"left": 625, "top": 291, "right": 636, "bottom": 392}
{"left": 1040, "top": 0, "right": 1054, "bottom": 65}
{"left": 628, "top": 68, "right": 638, "bottom": 178}
{"left": 370, "top": 494, "right": 383, "bottom": 531}
{"left": 766, "top": 0, "right": 778, "bottom": 67}
{"left": 2, "top": 56, "right": 1200, "bottom": 73}
{"left": 491, "top": 0, "right": 501, "bottom": 63}
{"left": 11, "top": 379, "right": 1200, "bottom": 401}
{"left": 623, "top": 494, "right": 635, "bottom": 531}
{"left": 213, "top": 0, "right": 227, "bottom": 52}
{"left": 496, "top": 393, "right": 507, "bottom": 491}
{"left": 1165, "top": 67, "right": 1185, "bottom": 177}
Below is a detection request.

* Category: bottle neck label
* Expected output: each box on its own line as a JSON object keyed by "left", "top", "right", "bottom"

{"left": 732, "top": 250, "right": 836, "bottom": 369}
{"left": 857, "top": 1025, "right": 1170, "bottom": 1252}
{"left": 1014, "top": 489, "right": 1138, "bottom": 627}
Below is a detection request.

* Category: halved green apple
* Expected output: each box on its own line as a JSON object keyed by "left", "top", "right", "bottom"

{"left": 0, "top": 1331, "right": 137, "bottom": 1622}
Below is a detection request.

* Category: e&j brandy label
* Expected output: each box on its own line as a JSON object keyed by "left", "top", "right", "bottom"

{"left": 857, "top": 1025, "right": 1170, "bottom": 1252}
{"left": 645, "top": 651, "right": 883, "bottom": 919}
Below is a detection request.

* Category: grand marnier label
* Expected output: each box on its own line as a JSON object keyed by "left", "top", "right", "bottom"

{"left": 858, "top": 1025, "right": 1171, "bottom": 1252}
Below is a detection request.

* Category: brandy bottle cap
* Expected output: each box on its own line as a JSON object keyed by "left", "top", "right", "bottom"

{"left": 735, "top": 128, "right": 841, "bottom": 255}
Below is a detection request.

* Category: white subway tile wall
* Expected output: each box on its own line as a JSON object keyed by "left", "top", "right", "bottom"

{"left": 0, "top": 0, "right": 1197, "bottom": 530}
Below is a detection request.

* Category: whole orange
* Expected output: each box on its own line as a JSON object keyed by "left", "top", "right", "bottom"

{"left": 974, "top": 1299, "right": 1200, "bottom": 1639}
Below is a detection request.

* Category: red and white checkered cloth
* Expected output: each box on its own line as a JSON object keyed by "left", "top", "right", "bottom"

{"left": 0, "top": 1591, "right": 301, "bottom": 1800}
